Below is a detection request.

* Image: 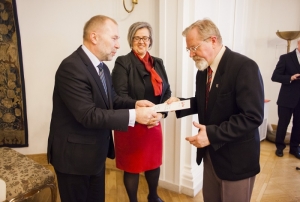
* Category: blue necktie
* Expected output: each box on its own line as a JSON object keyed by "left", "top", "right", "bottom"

{"left": 97, "top": 62, "right": 108, "bottom": 97}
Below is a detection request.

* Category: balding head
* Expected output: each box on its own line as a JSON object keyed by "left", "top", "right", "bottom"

{"left": 83, "top": 15, "right": 117, "bottom": 42}
{"left": 82, "top": 15, "right": 120, "bottom": 61}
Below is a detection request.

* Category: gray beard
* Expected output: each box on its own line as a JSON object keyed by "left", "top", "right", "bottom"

{"left": 195, "top": 58, "right": 209, "bottom": 71}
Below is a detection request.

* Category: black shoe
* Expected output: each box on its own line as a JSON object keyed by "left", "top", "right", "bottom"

{"left": 275, "top": 149, "right": 283, "bottom": 157}
{"left": 289, "top": 148, "right": 300, "bottom": 159}
{"left": 148, "top": 197, "right": 164, "bottom": 202}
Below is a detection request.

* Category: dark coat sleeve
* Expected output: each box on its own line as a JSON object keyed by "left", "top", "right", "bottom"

{"left": 271, "top": 50, "right": 300, "bottom": 108}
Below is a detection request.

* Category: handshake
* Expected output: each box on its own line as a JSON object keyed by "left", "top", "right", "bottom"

{"left": 135, "top": 97, "right": 181, "bottom": 128}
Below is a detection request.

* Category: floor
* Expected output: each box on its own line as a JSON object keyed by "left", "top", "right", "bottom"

{"left": 25, "top": 140, "right": 300, "bottom": 202}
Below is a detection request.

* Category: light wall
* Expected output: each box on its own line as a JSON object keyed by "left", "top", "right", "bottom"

{"left": 12, "top": 0, "right": 300, "bottom": 196}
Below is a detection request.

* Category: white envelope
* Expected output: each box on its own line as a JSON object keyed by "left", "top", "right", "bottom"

{"left": 152, "top": 100, "right": 190, "bottom": 112}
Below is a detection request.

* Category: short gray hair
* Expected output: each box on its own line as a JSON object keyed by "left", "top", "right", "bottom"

{"left": 127, "top": 22, "right": 153, "bottom": 48}
{"left": 182, "top": 18, "right": 222, "bottom": 44}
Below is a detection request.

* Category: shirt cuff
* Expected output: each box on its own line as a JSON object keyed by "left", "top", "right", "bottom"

{"left": 128, "top": 109, "right": 136, "bottom": 127}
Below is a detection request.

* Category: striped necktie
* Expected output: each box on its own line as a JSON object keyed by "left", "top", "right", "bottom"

{"left": 97, "top": 62, "right": 108, "bottom": 97}
{"left": 206, "top": 66, "right": 213, "bottom": 109}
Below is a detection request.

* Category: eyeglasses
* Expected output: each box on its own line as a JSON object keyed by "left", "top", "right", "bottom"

{"left": 133, "top": 36, "right": 150, "bottom": 42}
{"left": 186, "top": 37, "right": 211, "bottom": 53}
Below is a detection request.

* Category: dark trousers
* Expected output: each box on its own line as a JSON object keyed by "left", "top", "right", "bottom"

{"left": 202, "top": 151, "right": 255, "bottom": 202}
{"left": 55, "top": 168, "right": 105, "bottom": 202}
{"left": 275, "top": 101, "right": 300, "bottom": 151}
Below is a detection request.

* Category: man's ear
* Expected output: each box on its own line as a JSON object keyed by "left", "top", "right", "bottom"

{"left": 90, "top": 32, "right": 98, "bottom": 44}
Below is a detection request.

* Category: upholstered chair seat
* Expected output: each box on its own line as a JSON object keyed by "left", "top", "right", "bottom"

{"left": 0, "top": 147, "right": 57, "bottom": 202}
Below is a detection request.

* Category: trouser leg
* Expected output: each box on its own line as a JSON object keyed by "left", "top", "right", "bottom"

{"left": 276, "top": 106, "right": 293, "bottom": 150}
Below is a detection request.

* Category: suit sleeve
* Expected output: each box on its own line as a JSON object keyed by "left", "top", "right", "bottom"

{"left": 175, "top": 97, "right": 198, "bottom": 118}
{"left": 271, "top": 54, "right": 292, "bottom": 84}
{"left": 55, "top": 61, "right": 132, "bottom": 131}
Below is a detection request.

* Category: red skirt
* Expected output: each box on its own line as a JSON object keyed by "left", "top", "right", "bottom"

{"left": 114, "top": 123, "right": 162, "bottom": 173}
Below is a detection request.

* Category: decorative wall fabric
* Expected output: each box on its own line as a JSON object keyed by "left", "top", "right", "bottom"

{"left": 0, "top": 0, "right": 28, "bottom": 147}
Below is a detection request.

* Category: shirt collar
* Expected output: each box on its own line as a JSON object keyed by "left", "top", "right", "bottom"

{"left": 81, "top": 45, "right": 102, "bottom": 67}
{"left": 296, "top": 48, "right": 300, "bottom": 64}
{"left": 210, "top": 45, "right": 226, "bottom": 73}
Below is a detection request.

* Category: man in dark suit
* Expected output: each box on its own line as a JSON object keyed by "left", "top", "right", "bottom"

{"left": 47, "top": 15, "right": 158, "bottom": 202}
{"left": 271, "top": 39, "right": 300, "bottom": 159}
{"left": 167, "top": 19, "right": 264, "bottom": 201}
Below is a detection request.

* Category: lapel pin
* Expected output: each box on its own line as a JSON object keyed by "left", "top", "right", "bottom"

{"left": 216, "top": 84, "right": 219, "bottom": 88}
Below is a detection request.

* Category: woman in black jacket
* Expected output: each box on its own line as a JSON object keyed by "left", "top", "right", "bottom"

{"left": 111, "top": 22, "right": 171, "bottom": 202}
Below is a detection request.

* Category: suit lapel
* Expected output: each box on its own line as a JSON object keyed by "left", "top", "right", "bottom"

{"left": 290, "top": 50, "right": 300, "bottom": 71}
{"left": 132, "top": 53, "right": 150, "bottom": 80}
{"left": 207, "top": 69, "right": 220, "bottom": 113}
{"left": 76, "top": 47, "right": 109, "bottom": 108}
{"left": 206, "top": 47, "right": 231, "bottom": 121}
{"left": 102, "top": 63, "right": 113, "bottom": 109}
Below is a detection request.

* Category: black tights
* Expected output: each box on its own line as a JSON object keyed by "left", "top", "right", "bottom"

{"left": 123, "top": 167, "right": 160, "bottom": 202}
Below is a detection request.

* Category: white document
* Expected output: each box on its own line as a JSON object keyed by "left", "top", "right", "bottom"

{"left": 152, "top": 100, "right": 190, "bottom": 112}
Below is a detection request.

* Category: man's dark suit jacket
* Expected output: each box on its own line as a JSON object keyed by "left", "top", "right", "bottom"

{"left": 48, "top": 46, "right": 136, "bottom": 175}
{"left": 112, "top": 51, "right": 171, "bottom": 106}
{"left": 176, "top": 47, "right": 264, "bottom": 181}
{"left": 271, "top": 49, "right": 300, "bottom": 108}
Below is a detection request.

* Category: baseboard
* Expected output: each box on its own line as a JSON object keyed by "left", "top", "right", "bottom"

{"left": 180, "top": 183, "right": 202, "bottom": 197}
{"left": 158, "top": 180, "right": 180, "bottom": 193}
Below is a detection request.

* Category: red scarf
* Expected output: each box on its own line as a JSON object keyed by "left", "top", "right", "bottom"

{"left": 133, "top": 51, "right": 162, "bottom": 96}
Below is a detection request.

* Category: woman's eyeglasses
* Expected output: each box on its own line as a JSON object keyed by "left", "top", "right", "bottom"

{"left": 133, "top": 36, "right": 150, "bottom": 42}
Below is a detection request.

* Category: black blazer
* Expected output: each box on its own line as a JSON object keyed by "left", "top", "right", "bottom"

{"left": 271, "top": 49, "right": 300, "bottom": 108}
{"left": 112, "top": 51, "right": 171, "bottom": 107}
{"left": 176, "top": 47, "right": 264, "bottom": 181}
{"left": 47, "top": 46, "right": 136, "bottom": 175}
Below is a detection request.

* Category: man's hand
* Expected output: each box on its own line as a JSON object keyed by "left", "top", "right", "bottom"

{"left": 291, "top": 73, "right": 300, "bottom": 81}
{"left": 135, "top": 107, "right": 157, "bottom": 125}
{"left": 146, "top": 113, "right": 164, "bottom": 128}
{"left": 165, "top": 97, "right": 180, "bottom": 104}
{"left": 135, "top": 100, "right": 155, "bottom": 108}
{"left": 185, "top": 122, "right": 210, "bottom": 148}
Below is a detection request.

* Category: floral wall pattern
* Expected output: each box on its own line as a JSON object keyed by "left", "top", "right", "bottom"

{"left": 0, "top": 0, "right": 28, "bottom": 147}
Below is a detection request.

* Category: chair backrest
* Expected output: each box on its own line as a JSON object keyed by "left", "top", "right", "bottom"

{"left": 0, "top": 178, "right": 6, "bottom": 201}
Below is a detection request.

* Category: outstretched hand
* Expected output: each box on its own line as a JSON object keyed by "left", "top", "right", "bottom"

{"left": 185, "top": 122, "right": 210, "bottom": 148}
{"left": 135, "top": 100, "right": 155, "bottom": 108}
{"left": 146, "top": 113, "right": 164, "bottom": 128}
{"left": 135, "top": 107, "right": 157, "bottom": 125}
{"left": 165, "top": 97, "right": 180, "bottom": 104}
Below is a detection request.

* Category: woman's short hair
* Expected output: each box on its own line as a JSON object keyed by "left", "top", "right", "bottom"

{"left": 127, "top": 22, "right": 153, "bottom": 48}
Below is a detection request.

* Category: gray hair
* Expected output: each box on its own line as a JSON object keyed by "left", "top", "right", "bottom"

{"left": 182, "top": 18, "right": 222, "bottom": 44}
{"left": 127, "top": 22, "right": 153, "bottom": 48}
